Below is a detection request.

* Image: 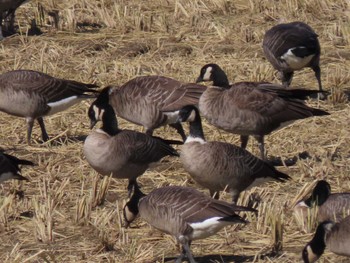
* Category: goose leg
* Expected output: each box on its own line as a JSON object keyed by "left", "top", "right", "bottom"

{"left": 281, "top": 71, "right": 293, "bottom": 87}
{"left": 37, "top": 117, "right": 49, "bottom": 142}
{"left": 26, "top": 117, "right": 35, "bottom": 145}
{"left": 169, "top": 123, "right": 187, "bottom": 142}
{"left": 254, "top": 135, "right": 266, "bottom": 160}
{"left": 145, "top": 128, "right": 154, "bottom": 136}
{"left": 182, "top": 241, "right": 196, "bottom": 263}
{"left": 240, "top": 135, "right": 249, "bottom": 149}
{"left": 313, "top": 65, "right": 322, "bottom": 92}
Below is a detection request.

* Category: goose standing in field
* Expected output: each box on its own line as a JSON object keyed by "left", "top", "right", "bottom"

{"left": 263, "top": 21, "right": 323, "bottom": 94}
{"left": 0, "top": 0, "right": 30, "bottom": 40}
{"left": 0, "top": 70, "right": 99, "bottom": 144}
{"left": 0, "top": 151, "right": 34, "bottom": 183}
{"left": 84, "top": 87, "right": 179, "bottom": 195}
{"left": 123, "top": 185, "right": 256, "bottom": 263}
{"left": 177, "top": 105, "right": 290, "bottom": 202}
{"left": 196, "top": 63, "right": 329, "bottom": 160}
{"left": 302, "top": 215, "right": 350, "bottom": 262}
{"left": 294, "top": 180, "right": 350, "bottom": 223}
{"left": 100, "top": 76, "right": 207, "bottom": 142}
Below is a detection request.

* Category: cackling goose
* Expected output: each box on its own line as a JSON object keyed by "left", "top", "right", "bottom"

{"left": 84, "top": 87, "right": 179, "bottom": 195}
{"left": 98, "top": 76, "right": 207, "bottom": 141}
{"left": 196, "top": 63, "right": 329, "bottom": 160}
{"left": 302, "top": 215, "right": 350, "bottom": 263}
{"left": 124, "top": 185, "right": 256, "bottom": 263}
{"left": 178, "top": 105, "right": 290, "bottom": 202}
{"left": 0, "top": 70, "right": 99, "bottom": 144}
{"left": 0, "top": 151, "right": 33, "bottom": 183}
{"left": 263, "top": 21, "right": 323, "bottom": 93}
{"left": 294, "top": 180, "right": 350, "bottom": 223}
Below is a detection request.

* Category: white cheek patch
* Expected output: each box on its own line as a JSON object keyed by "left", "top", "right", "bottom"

{"left": 202, "top": 66, "right": 213, "bottom": 81}
{"left": 187, "top": 110, "right": 196, "bottom": 122}
{"left": 47, "top": 96, "right": 80, "bottom": 115}
{"left": 280, "top": 47, "right": 315, "bottom": 70}
{"left": 164, "top": 110, "right": 180, "bottom": 124}
{"left": 185, "top": 136, "right": 206, "bottom": 144}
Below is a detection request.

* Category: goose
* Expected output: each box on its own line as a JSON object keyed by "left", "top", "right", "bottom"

{"left": 99, "top": 76, "right": 207, "bottom": 141}
{"left": 123, "top": 185, "right": 256, "bottom": 263}
{"left": 196, "top": 63, "right": 329, "bottom": 160}
{"left": 263, "top": 21, "right": 323, "bottom": 93}
{"left": 294, "top": 180, "right": 350, "bottom": 223}
{"left": 302, "top": 215, "right": 350, "bottom": 263}
{"left": 177, "top": 105, "right": 290, "bottom": 202}
{"left": 0, "top": 0, "right": 29, "bottom": 40}
{"left": 84, "top": 87, "right": 179, "bottom": 195}
{"left": 0, "top": 69, "right": 99, "bottom": 144}
{"left": 0, "top": 151, "right": 34, "bottom": 183}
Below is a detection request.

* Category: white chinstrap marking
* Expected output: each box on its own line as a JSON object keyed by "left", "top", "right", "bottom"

{"left": 190, "top": 217, "right": 230, "bottom": 240}
{"left": 295, "top": 201, "right": 309, "bottom": 208}
{"left": 185, "top": 136, "right": 206, "bottom": 144}
{"left": 280, "top": 47, "right": 314, "bottom": 70}
{"left": 164, "top": 110, "right": 180, "bottom": 124}
{"left": 47, "top": 96, "right": 80, "bottom": 115}
{"left": 202, "top": 66, "right": 213, "bottom": 81}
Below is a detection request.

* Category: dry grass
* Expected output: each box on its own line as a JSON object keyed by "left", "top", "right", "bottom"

{"left": 1, "top": 0, "right": 350, "bottom": 262}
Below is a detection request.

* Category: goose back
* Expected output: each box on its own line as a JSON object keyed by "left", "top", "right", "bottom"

{"left": 326, "top": 216, "right": 350, "bottom": 256}
{"left": 0, "top": 70, "right": 98, "bottom": 118}
{"left": 199, "top": 82, "right": 328, "bottom": 136}
{"left": 109, "top": 76, "right": 206, "bottom": 131}
{"left": 138, "top": 186, "right": 249, "bottom": 240}
{"left": 263, "top": 22, "right": 320, "bottom": 72}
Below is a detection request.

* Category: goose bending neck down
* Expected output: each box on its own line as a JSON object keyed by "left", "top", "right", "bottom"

{"left": 124, "top": 184, "right": 256, "bottom": 263}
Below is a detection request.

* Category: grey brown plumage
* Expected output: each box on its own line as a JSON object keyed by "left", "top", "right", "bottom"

{"left": 294, "top": 180, "right": 350, "bottom": 223}
{"left": 302, "top": 215, "right": 350, "bottom": 263}
{"left": 0, "top": 0, "right": 29, "bottom": 40}
{"left": 0, "top": 151, "right": 34, "bottom": 183}
{"left": 124, "top": 185, "right": 255, "bottom": 263}
{"left": 263, "top": 21, "right": 322, "bottom": 92}
{"left": 0, "top": 70, "right": 99, "bottom": 144}
{"left": 103, "top": 76, "right": 207, "bottom": 141}
{"left": 84, "top": 87, "right": 179, "bottom": 195}
{"left": 178, "top": 105, "right": 290, "bottom": 202}
{"left": 196, "top": 63, "right": 329, "bottom": 159}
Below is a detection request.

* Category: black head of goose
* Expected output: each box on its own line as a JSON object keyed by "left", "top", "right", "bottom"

{"left": 0, "top": 0, "right": 30, "bottom": 40}
{"left": 302, "top": 215, "right": 350, "bottom": 263}
{"left": 0, "top": 70, "right": 99, "bottom": 144}
{"left": 97, "top": 76, "right": 207, "bottom": 142}
{"left": 0, "top": 151, "right": 34, "bottom": 183}
{"left": 84, "top": 86, "right": 179, "bottom": 196}
{"left": 263, "top": 21, "right": 323, "bottom": 93}
{"left": 196, "top": 63, "right": 329, "bottom": 160}
{"left": 177, "top": 105, "right": 290, "bottom": 202}
{"left": 124, "top": 185, "right": 256, "bottom": 263}
{"left": 294, "top": 180, "right": 350, "bottom": 223}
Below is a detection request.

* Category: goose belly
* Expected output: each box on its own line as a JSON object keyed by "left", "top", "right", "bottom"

{"left": 0, "top": 90, "right": 45, "bottom": 117}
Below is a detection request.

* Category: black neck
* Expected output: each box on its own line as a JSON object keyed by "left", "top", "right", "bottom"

{"left": 212, "top": 67, "right": 230, "bottom": 89}
{"left": 305, "top": 185, "right": 330, "bottom": 207}
{"left": 101, "top": 104, "right": 120, "bottom": 136}
{"left": 188, "top": 109, "right": 205, "bottom": 140}
{"left": 308, "top": 223, "right": 328, "bottom": 257}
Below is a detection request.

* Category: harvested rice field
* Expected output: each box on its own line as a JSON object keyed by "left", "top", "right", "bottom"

{"left": 0, "top": 0, "right": 350, "bottom": 262}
